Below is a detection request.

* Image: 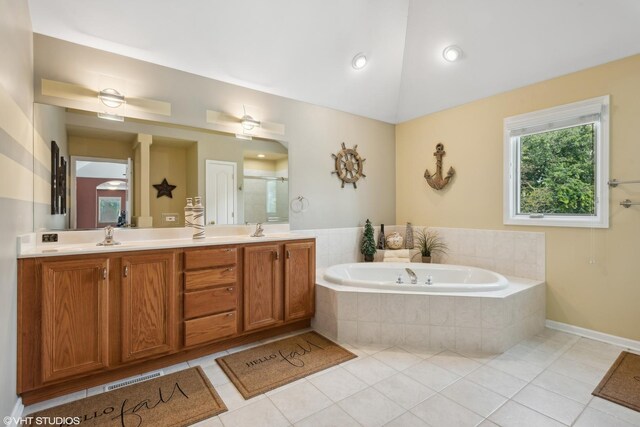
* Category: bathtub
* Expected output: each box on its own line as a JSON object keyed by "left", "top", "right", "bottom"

{"left": 314, "top": 262, "right": 546, "bottom": 353}
{"left": 323, "top": 262, "right": 509, "bottom": 292}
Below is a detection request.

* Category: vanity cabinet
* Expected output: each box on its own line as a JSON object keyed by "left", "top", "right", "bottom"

{"left": 18, "top": 238, "right": 315, "bottom": 404}
{"left": 243, "top": 241, "right": 316, "bottom": 329}
{"left": 284, "top": 242, "right": 316, "bottom": 321}
{"left": 120, "top": 252, "right": 178, "bottom": 363}
{"left": 183, "top": 246, "right": 240, "bottom": 347}
{"left": 40, "top": 257, "right": 110, "bottom": 383}
{"left": 243, "top": 244, "right": 283, "bottom": 331}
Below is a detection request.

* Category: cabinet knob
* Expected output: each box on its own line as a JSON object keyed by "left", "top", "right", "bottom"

{"left": 286, "top": 249, "right": 291, "bottom": 259}
{"left": 123, "top": 265, "right": 129, "bottom": 278}
{"left": 102, "top": 268, "right": 107, "bottom": 280}
{"left": 226, "top": 287, "right": 234, "bottom": 292}
{"left": 226, "top": 267, "right": 234, "bottom": 272}
{"left": 226, "top": 312, "right": 234, "bottom": 317}
{"left": 275, "top": 251, "right": 280, "bottom": 260}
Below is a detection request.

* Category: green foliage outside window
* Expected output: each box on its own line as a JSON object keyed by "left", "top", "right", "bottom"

{"left": 519, "top": 124, "right": 596, "bottom": 215}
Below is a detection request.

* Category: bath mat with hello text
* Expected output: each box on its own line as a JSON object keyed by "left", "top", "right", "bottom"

{"left": 216, "top": 331, "right": 356, "bottom": 399}
{"left": 592, "top": 351, "right": 640, "bottom": 413}
{"left": 26, "top": 366, "right": 226, "bottom": 426}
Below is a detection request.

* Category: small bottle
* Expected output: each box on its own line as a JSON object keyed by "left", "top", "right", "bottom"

{"left": 377, "top": 224, "right": 386, "bottom": 250}
{"left": 184, "top": 198, "right": 193, "bottom": 229}
{"left": 192, "top": 196, "right": 205, "bottom": 239}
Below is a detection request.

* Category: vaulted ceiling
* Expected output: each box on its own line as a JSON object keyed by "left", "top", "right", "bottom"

{"left": 28, "top": 0, "right": 640, "bottom": 124}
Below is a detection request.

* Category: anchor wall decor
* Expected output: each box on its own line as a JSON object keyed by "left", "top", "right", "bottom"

{"left": 424, "top": 143, "right": 455, "bottom": 190}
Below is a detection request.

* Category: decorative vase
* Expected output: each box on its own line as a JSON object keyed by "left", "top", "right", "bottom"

{"left": 404, "top": 222, "right": 414, "bottom": 249}
{"left": 422, "top": 256, "right": 432, "bottom": 263}
{"left": 377, "top": 224, "right": 386, "bottom": 250}
{"left": 386, "top": 232, "right": 404, "bottom": 249}
{"left": 184, "top": 197, "right": 193, "bottom": 229}
{"left": 364, "top": 254, "right": 374, "bottom": 262}
{"left": 192, "top": 196, "right": 205, "bottom": 239}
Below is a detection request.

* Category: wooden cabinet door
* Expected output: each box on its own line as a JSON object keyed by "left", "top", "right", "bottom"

{"left": 121, "top": 252, "right": 177, "bottom": 363}
{"left": 243, "top": 244, "right": 282, "bottom": 331}
{"left": 41, "top": 258, "right": 109, "bottom": 383}
{"left": 284, "top": 242, "right": 316, "bottom": 321}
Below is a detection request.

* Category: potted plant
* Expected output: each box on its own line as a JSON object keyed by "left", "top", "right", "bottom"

{"left": 414, "top": 229, "right": 448, "bottom": 263}
{"left": 361, "top": 219, "right": 377, "bottom": 262}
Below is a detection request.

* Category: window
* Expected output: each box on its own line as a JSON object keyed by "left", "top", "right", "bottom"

{"left": 503, "top": 96, "right": 609, "bottom": 228}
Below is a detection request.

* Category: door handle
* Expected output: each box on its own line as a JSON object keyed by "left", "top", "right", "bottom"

{"left": 286, "top": 250, "right": 291, "bottom": 259}
{"left": 123, "top": 265, "right": 129, "bottom": 278}
{"left": 275, "top": 251, "right": 279, "bottom": 261}
{"left": 102, "top": 268, "right": 107, "bottom": 280}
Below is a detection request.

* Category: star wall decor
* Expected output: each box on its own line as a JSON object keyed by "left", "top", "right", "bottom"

{"left": 153, "top": 178, "right": 177, "bottom": 198}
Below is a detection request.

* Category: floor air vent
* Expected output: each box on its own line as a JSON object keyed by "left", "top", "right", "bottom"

{"left": 104, "top": 370, "right": 164, "bottom": 392}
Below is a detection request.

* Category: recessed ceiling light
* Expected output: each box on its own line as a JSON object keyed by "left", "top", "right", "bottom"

{"left": 352, "top": 53, "right": 367, "bottom": 70}
{"left": 443, "top": 45, "right": 463, "bottom": 62}
{"left": 257, "top": 154, "right": 266, "bottom": 158}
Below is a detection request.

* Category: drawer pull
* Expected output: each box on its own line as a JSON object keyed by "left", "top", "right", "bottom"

{"left": 226, "top": 267, "right": 234, "bottom": 272}
{"left": 224, "top": 248, "right": 233, "bottom": 252}
{"left": 226, "top": 287, "right": 234, "bottom": 292}
{"left": 226, "top": 313, "right": 234, "bottom": 317}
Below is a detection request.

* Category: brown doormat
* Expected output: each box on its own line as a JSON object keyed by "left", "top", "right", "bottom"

{"left": 27, "top": 366, "right": 227, "bottom": 426}
{"left": 593, "top": 351, "right": 640, "bottom": 412}
{"left": 216, "top": 331, "right": 356, "bottom": 399}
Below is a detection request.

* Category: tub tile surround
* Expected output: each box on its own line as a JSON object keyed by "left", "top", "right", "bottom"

{"left": 307, "top": 225, "right": 547, "bottom": 353}
{"left": 314, "top": 282, "right": 546, "bottom": 353}
{"left": 299, "top": 225, "right": 545, "bottom": 282}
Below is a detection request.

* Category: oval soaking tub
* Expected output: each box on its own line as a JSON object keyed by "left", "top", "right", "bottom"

{"left": 323, "top": 262, "right": 508, "bottom": 292}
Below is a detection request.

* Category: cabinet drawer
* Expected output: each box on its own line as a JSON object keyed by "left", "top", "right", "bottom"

{"left": 184, "top": 247, "right": 237, "bottom": 270}
{"left": 184, "top": 311, "right": 237, "bottom": 347}
{"left": 184, "top": 286, "right": 237, "bottom": 320}
{"left": 184, "top": 267, "right": 236, "bottom": 291}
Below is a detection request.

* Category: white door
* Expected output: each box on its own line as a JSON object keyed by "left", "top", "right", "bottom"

{"left": 205, "top": 160, "right": 236, "bottom": 225}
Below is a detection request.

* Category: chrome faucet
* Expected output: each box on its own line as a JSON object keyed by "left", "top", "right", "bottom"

{"left": 405, "top": 268, "right": 418, "bottom": 284}
{"left": 250, "top": 223, "right": 265, "bottom": 237}
{"left": 97, "top": 225, "right": 121, "bottom": 246}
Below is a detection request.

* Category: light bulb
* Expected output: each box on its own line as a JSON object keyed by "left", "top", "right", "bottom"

{"left": 443, "top": 45, "right": 463, "bottom": 62}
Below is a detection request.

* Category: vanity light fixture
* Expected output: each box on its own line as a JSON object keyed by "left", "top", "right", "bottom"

{"left": 98, "top": 88, "right": 125, "bottom": 108}
{"left": 442, "top": 45, "right": 463, "bottom": 62}
{"left": 257, "top": 154, "right": 266, "bottom": 158}
{"left": 97, "top": 112, "right": 124, "bottom": 122}
{"left": 352, "top": 52, "right": 367, "bottom": 70}
{"left": 235, "top": 133, "right": 253, "bottom": 141}
{"left": 240, "top": 115, "right": 261, "bottom": 130}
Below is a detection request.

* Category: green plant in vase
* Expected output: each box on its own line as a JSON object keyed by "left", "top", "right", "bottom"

{"left": 361, "top": 219, "right": 377, "bottom": 262}
{"left": 414, "top": 229, "right": 448, "bottom": 263}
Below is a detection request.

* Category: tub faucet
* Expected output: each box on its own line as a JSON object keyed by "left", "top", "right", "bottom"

{"left": 405, "top": 268, "right": 418, "bottom": 284}
{"left": 250, "top": 223, "right": 264, "bottom": 237}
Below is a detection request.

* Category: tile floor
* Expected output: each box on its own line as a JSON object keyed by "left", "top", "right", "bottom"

{"left": 24, "top": 327, "right": 640, "bottom": 427}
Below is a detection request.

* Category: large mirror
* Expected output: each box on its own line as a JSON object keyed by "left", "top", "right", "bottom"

{"left": 33, "top": 103, "right": 289, "bottom": 231}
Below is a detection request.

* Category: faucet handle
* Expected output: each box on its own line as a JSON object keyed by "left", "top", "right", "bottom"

{"left": 105, "top": 225, "right": 114, "bottom": 238}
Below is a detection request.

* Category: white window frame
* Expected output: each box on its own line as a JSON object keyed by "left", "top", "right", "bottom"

{"left": 503, "top": 95, "right": 609, "bottom": 228}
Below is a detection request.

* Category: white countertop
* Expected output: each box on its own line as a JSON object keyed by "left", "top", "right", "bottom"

{"left": 18, "top": 226, "right": 314, "bottom": 258}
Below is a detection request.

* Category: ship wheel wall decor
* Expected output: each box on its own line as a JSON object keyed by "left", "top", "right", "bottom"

{"left": 331, "top": 142, "right": 366, "bottom": 188}
{"left": 424, "top": 142, "right": 455, "bottom": 190}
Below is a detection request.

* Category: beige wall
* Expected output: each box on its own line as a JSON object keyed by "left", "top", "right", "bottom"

{"left": 33, "top": 103, "right": 68, "bottom": 230}
{"left": 0, "top": 0, "right": 33, "bottom": 415}
{"left": 68, "top": 136, "right": 134, "bottom": 160}
{"left": 149, "top": 144, "right": 189, "bottom": 226}
{"left": 34, "top": 35, "right": 396, "bottom": 230}
{"left": 396, "top": 55, "right": 640, "bottom": 341}
{"left": 244, "top": 158, "right": 277, "bottom": 172}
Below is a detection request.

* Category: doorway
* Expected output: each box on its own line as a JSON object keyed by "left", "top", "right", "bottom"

{"left": 205, "top": 160, "right": 237, "bottom": 225}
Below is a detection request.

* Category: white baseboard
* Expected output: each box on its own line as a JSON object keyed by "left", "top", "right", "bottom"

{"left": 7, "top": 397, "right": 24, "bottom": 427}
{"left": 545, "top": 320, "right": 640, "bottom": 352}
